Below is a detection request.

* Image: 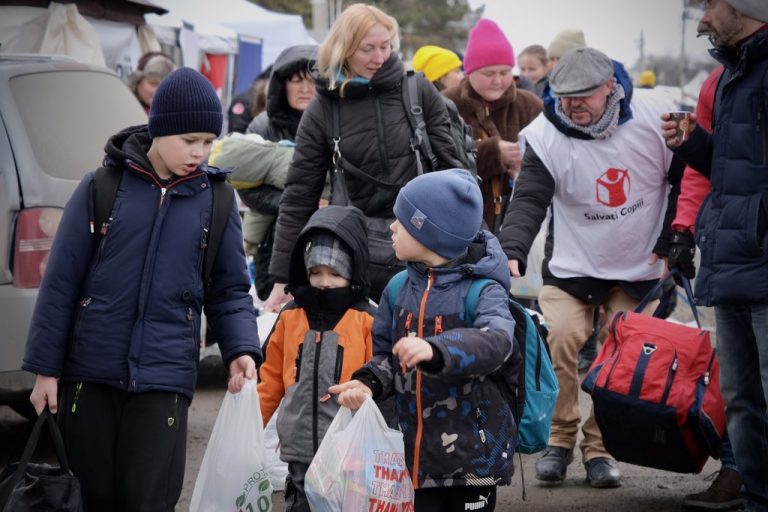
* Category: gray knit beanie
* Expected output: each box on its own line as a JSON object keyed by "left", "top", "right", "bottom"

{"left": 304, "top": 231, "right": 353, "bottom": 280}
{"left": 725, "top": 0, "right": 768, "bottom": 22}
{"left": 547, "top": 29, "right": 587, "bottom": 60}
{"left": 148, "top": 67, "right": 223, "bottom": 138}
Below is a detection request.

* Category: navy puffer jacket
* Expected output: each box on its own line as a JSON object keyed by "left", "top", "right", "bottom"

{"left": 675, "top": 29, "right": 768, "bottom": 305}
{"left": 23, "top": 125, "right": 261, "bottom": 399}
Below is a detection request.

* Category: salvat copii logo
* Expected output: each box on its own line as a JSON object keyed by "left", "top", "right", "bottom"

{"left": 596, "top": 168, "right": 630, "bottom": 207}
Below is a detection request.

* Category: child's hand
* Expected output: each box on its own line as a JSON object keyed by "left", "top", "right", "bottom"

{"left": 228, "top": 355, "right": 257, "bottom": 393}
{"left": 263, "top": 282, "right": 292, "bottom": 313}
{"left": 393, "top": 335, "right": 433, "bottom": 373}
{"left": 328, "top": 380, "right": 372, "bottom": 410}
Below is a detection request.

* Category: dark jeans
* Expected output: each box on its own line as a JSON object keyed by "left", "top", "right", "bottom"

{"left": 285, "top": 461, "right": 310, "bottom": 512}
{"left": 414, "top": 485, "right": 497, "bottom": 511}
{"left": 715, "top": 304, "right": 768, "bottom": 511}
{"left": 57, "top": 382, "right": 188, "bottom": 512}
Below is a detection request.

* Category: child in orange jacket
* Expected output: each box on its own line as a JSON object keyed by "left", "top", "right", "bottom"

{"left": 257, "top": 205, "right": 375, "bottom": 512}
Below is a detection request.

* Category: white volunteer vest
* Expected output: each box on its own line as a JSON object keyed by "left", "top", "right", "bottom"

{"left": 520, "top": 91, "right": 675, "bottom": 281}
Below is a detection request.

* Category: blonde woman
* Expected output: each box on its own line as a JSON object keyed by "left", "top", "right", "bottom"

{"left": 264, "top": 3, "right": 462, "bottom": 310}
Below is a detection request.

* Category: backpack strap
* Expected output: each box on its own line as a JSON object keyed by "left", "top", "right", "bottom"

{"left": 91, "top": 164, "right": 123, "bottom": 255}
{"left": 401, "top": 70, "right": 436, "bottom": 175}
{"left": 464, "top": 278, "right": 494, "bottom": 326}
{"left": 385, "top": 270, "right": 409, "bottom": 310}
{"left": 203, "top": 178, "right": 235, "bottom": 291}
{"left": 90, "top": 164, "right": 232, "bottom": 291}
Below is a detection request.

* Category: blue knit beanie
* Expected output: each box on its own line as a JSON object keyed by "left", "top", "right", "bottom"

{"left": 393, "top": 169, "right": 483, "bottom": 259}
{"left": 148, "top": 67, "right": 223, "bottom": 138}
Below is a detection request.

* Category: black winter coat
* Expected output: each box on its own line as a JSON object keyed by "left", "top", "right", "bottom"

{"left": 270, "top": 54, "right": 463, "bottom": 282}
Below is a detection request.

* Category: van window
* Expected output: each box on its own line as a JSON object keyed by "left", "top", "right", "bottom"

{"left": 10, "top": 70, "right": 146, "bottom": 180}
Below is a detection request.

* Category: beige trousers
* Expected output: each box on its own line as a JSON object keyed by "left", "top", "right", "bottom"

{"left": 538, "top": 285, "right": 658, "bottom": 461}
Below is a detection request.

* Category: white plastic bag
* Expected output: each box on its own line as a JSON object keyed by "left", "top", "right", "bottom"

{"left": 305, "top": 397, "right": 414, "bottom": 512}
{"left": 262, "top": 403, "right": 288, "bottom": 491}
{"left": 190, "top": 380, "right": 273, "bottom": 512}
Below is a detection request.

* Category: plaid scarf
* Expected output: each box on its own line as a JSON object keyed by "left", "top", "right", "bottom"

{"left": 555, "top": 81, "right": 625, "bottom": 140}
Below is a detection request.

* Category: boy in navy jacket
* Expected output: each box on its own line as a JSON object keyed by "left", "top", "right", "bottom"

{"left": 23, "top": 67, "right": 261, "bottom": 511}
{"left": 331, "top": 169, "right": 519, "bottom": 511}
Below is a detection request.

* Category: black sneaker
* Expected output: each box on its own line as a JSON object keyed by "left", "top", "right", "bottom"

{"left": 535, "top": 445, "right": 574, "bottom": 482}
{"left": 584, "top": 457, "right": 622, "bottom": 488}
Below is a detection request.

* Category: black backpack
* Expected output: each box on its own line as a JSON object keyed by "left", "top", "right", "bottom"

{"left": 401, "top": 70, "right": 477, "bottom": 174}
{"left": 91, "top": 164, "right": 234, "bottom": 290}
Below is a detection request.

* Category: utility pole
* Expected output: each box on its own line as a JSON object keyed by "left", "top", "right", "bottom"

{"left": 638, "top": 30, "right": 645, "bottom": 74}
{"left": 310, "top": 0, "right": 342, "bottom": 40}
{"left": 680, "top": 5, "right": 688, "bottom": 106}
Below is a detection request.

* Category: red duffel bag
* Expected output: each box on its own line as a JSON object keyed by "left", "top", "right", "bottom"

{"left": 581, "top": 272, "right": 726, "bottom": 473}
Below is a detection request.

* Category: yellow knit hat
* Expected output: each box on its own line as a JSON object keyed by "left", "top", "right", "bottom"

{"left": 412, "top": 45, "right": 462, "bottom": 83}
{"left": 638, "top": 69, "right": 656, "bottom": 88}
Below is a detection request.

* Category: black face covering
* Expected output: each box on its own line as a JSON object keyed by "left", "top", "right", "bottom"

{"left": 290, "top": 284, "right": 365, "bottom": 315}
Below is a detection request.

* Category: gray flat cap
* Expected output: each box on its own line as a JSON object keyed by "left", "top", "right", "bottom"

{"left": 549, "top": 47, "right": 614, "bottom": 97}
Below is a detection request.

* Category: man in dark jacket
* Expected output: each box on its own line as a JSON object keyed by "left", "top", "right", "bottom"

{"left": 499, "top": 47, "right": 683, "bottom": 489}
{"left": 662, "top": 1, "right": 768, "bottom": 509}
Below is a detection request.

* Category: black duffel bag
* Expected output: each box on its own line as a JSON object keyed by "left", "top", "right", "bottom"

{"left": 0, "top": 408, "right": 83, "bottom": 512}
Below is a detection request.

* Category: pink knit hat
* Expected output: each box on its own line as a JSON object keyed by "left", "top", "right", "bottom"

{"left": 463, "top": 19, "right": 515, "bottom": 75}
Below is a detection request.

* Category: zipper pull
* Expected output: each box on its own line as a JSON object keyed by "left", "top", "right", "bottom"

{"left": 160, "top": 187, "right": 167, "bottom": 206}
{"left": 100, "top": 216, "right": 113, "bottom": 236}
{"left": 476, "top": 408, "right": 487, "bottom": 443}
{"left": 186, "top": 306, "right": 193, "bottom": 321}
{"left": 80, "top": 297, "right": 92, "bottom": 308}
{"left": 201, "top": 228, "right": 209, "bottom": 250}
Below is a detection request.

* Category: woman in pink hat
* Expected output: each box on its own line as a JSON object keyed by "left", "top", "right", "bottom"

{"left": 442, "top": 18, "right": 543, "bottom": 232}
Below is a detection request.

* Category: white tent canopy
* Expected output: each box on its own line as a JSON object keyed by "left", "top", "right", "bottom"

{"left": 146, "top": 0, "right": 316, "bottom": 68}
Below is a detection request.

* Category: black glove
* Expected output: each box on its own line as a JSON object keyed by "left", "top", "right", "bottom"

{"left": 668, "top": 229, "right": 696, "bottom": 283}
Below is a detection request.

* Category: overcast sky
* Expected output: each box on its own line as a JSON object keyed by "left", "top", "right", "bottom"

{"left": 466, "top": 0, "right": 713, "bottom": 70}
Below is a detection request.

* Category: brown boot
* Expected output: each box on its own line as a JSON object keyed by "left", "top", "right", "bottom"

{"left": 683, "top": 467, "right": 745, "bottom": 511}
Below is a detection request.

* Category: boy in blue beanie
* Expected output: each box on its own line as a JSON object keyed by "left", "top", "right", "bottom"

{"left": 23, "top": 67, "right": 261, "bottom": 511}
{"left": 330, "top": 168, "right": 519, "bottom": 511}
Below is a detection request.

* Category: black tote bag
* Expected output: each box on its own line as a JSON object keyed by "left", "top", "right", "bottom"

{"left": 0, "top": 409, "right": 83, "bottom": 512}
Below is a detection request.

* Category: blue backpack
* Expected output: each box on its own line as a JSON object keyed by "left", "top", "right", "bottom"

{"left": 387, "top": 271, "right": 558, "bottom": 454}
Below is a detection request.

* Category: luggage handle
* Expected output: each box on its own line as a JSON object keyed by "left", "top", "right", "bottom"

{"left": 634, "top": 269, "right": 700, "bottom": 328}
{"left": 0, "top": 407, "right": 73, "bottom": 508}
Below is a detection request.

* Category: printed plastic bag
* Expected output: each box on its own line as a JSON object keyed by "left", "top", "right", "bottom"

{"left": 190, "top": 380, "right": 273, "bottom": 512}
{"left": 305, "top": 397, "right": 414, "bottom": 512}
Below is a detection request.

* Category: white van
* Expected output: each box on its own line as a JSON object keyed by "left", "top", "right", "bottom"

{"left": 0, "top": 54, "right": 146, "bottom": 416}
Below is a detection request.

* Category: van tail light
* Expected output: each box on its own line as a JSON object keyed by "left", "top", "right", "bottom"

{"left": 13, "top": 208, "right": 63, "bottom": 288}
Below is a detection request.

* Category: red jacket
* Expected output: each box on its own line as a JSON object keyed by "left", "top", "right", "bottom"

{"left": 672, "top": 66, "right": 724, "bottom": 232}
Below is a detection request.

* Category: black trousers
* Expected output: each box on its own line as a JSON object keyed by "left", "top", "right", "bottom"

{"left": 414, "top": 485, "right": 497, "bottom": 511}
{"left": 284, "top": 461, "right": 310, "bottom": 512}
{"left": 57, "top": 382, "right": 189, "bottom": 512}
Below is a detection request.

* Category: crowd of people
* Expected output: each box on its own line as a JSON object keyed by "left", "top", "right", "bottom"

{"left": 17, "top": 0, "right": 768, "bottom": 511}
